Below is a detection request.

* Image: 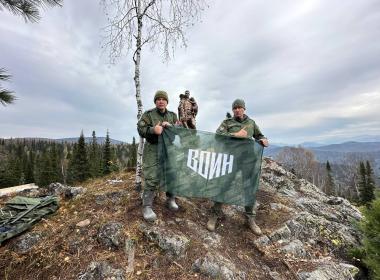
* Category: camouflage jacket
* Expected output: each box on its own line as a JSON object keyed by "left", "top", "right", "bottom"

{"left": 137, "top": 108, "right": 178, "bottom": 144}
{"left": 178, "top": 97, "right": 197, "bottom": 121}
{"left": 216, "top": 115, "right": 266, "bottom": 140}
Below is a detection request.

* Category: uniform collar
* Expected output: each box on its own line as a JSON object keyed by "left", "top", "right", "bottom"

{"left": 155, "top": 107, "right": 167, "bottom": 116}
{"left": 234, "top": 114, "right": 248, "bottom": 123}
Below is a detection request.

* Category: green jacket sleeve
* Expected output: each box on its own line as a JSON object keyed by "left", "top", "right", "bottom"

{"left": 216, "top": 119, "right": 233, "bottom": 136}
{"left": 252, "top": 121, "right": 266, "bottom": 140}
{"left": 172, "top": 112, "right": 178, "bottom": 124}
{"left": 137, "top": 112, "right": 155, "bottom": 139}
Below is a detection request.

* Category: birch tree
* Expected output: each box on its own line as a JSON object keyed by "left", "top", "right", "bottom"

{"left": 101, "top": 0, "right": 208, "bottom": 190}
{"left": 276, "top": 146, "right": 318, "bottom": 184}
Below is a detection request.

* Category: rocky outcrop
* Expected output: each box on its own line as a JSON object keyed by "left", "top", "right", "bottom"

{"left": 2, "top": 157, "right": 364, "bottom": 279}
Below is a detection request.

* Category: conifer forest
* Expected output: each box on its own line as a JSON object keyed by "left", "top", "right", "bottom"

{"left": 0, "top": 131, "right": 137, "bottom": 188}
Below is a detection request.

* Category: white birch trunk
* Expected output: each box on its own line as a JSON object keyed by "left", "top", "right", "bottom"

{"left": 134, "top": 0, "right": 144, "bottom": 192}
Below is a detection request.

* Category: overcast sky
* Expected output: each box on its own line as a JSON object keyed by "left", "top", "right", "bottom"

{"left": 1, "top": 0, "right": 380, "bottom": 145}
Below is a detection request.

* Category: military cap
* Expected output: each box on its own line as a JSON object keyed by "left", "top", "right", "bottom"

{"left": 154, "top": 90, "right": 169, "bottom": 103}
{"left": 232, "top": 99, "right": 245, "bottom": 109}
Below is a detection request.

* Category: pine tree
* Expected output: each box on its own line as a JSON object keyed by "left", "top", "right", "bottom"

{"left": 49, "top": 143, "right": 61, "bottom": 182}
{"left": 324, "top": 161, "right": 335, "bottom": 195}
{"left": 129, "top": 136, "right": 137, "bottom": 168}
{"left": 0, "top": 68, "right": 16, "bottom": 106}
{"left": 103, "top": 130, "right": 112, "bottom": 175}
{"left": 359, "top": 198, "right": 380, "bottom": 279}
{"left": 1, "top": 0, "right": 62, "bottom": 23}
{"left": 25, "top": 151, "right": 34, "bottom": 183}
{"left": 8, "top": 155, "right": 22, "bottom": 186}
{"left": 67, "top": 131, "right": 90, "bottom": 183}
{"left": 89, "top": 130, "right": 101, "bottom": 177}
{"left": 358, "top": 161, "right": 376, "bottom": 206}
{"left": 365, "top": 161, "right": 376, "bottom": 205}
{"left": 358, "top": 161, "right": 367, "bottom": 204}
{"left": 38, "top": 149, "right": 54, "bottom": 187}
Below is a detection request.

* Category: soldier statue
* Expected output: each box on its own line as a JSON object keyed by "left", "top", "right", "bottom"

{"left": 178, "top": 90, "right": 198, "bottom": 129}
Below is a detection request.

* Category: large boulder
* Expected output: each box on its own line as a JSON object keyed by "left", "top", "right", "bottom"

{"left": 140, "top": 223, "right": 190, "bottom": 258}
{"left": 97, "top": 222, "right": 124, "bottom": 250}
{"left": 192, "top": 252, "right": 246, "bottom": 280}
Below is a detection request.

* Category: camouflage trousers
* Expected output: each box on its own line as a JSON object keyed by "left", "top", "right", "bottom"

{"left": 142, "top": 142, "right": 160, "bottom": 191}
{"left": 142, "top": 142, "right": 175, "bottom": 197}
{"left": 180, "top": 117, "right": 196, "bottom": 129}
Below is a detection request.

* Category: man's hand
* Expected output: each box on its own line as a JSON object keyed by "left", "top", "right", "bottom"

{"left": 259, "top": 138, "right": 269, "bottom": 147}
{"left": 233, "top": 128, "right": 248, "bottom": 138}
{"left": 153, "top": 122, "right": 163, "bottom": 135}
{"left": 161, "top": 121, "right": 171, "bottom": 128}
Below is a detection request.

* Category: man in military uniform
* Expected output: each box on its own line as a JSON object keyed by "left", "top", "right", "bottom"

{"left": 207, "top": 98, "right": 269, "bottom": 234}
{"left": 137, "top": 90, "right": 179, "bottom": 222}
{"left": 178, "top": 90, "right": 198, "bottom": 129}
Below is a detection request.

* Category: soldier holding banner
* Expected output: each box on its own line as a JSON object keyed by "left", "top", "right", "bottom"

{"left": 137, "top": 90, "right": 179, "bottom": 222}
{"left": 207, "top": 98, "right": 269, "bottom": 234}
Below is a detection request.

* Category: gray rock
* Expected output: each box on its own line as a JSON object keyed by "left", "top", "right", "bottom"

{"left": 261, "top": 158, "right": 298, "bottom": 196}
{"left": 47, "top": 182, "right": 67, "bottom": 195}
{"left": 192, "top": 252, "right": 246, "bottom": 280}
{"left": 13, "top": 232, "right": 43, "bottom": 254}
{"left": 286, "top": 212, "right": 360, "bottom": 248}
{"left": 280, "top": 239, "right": 307, "bottom": 258}
{"left": 140, "top": 223, "right": 190, "bottom": 258}
{"left": 269, "top": 225, "right": 291, "bottom": 242}
{"left": 95, "top": 191, "right": 128, "bottom": 205}
{"left": 269, "top": 271, "right": 283, "bottom": 280}
{"left": 46, "top": 183, "right": 86, "bottom": 199}
{"left": 298, "top": 262, "right": 359, "bottom": 280}
{"left": 270, "top": 203, "right": 295, "bottom": 212}
{"left": 78, "top": 261, "right": 124, "bottom": 280}
{"left": 186, "top": 220, "right": 221, "bottom": 248}
{"left": 65, "top": 186, "right": 86, "bottom": 199}
{"left": 76, "top": 219, "right": 91, "bottom": 227}
{"left": 98, "top": 222, "right": 124, "bottom": 249}
{"left": 253, "top": 235, "right": 271, "bottom": 247}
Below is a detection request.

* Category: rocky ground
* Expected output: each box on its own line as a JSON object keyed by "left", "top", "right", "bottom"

{"left": 0, "top": 158, "right": 364, "bottom": 279}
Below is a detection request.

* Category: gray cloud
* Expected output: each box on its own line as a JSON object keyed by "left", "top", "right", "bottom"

{"left": 1, "top": 0, "right": 380, "bottom": 144}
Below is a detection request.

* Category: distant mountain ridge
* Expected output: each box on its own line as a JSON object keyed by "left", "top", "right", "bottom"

{"left": 311, "top": 141, "right": 380, "bottom": 153}
{"left": 264, "top": 141, "right": 380, "bottom": 185}
{"left": 265, "top": 141, "right": 380, "bottom": 156}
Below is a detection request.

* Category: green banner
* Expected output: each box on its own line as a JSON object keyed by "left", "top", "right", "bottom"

{"left": 158, "top": 126, "right": 263, "bottom": 207}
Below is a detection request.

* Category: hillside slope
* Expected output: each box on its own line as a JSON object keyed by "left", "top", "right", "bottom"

{"left": 0, "top": 158, "right": 363, "bottom": 280}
